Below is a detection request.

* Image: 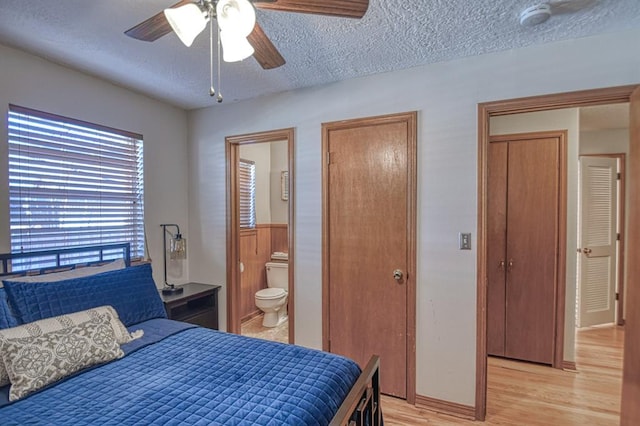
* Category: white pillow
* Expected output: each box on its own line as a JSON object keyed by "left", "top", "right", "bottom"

{"left": 0, "top": 313, "right": 124, "bottom": 401}
{"left": 3, "top": 259, "right": 125, "bottom": 284}
{"left": 0, "top": 305, "right": 139, "bottom": 387}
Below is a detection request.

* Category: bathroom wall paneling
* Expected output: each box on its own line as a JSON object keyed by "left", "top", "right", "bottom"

{"left": 240, "top": 227, "right": 270, "bottom": 321}
{"left": 270, "top": 224, "right": 288, "bottom": 254}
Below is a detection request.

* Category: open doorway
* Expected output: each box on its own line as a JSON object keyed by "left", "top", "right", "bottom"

{"left": 476, "top": 85, "right": 639, "bottom": 422}
{"left": 576, "top": 103, "right": 629, "bottom": 328}
{"left": 487, "top": 104, "right": 629, "bottom": 364}
{"left": 226, "top": 128, "right": 295, "bottom": 344}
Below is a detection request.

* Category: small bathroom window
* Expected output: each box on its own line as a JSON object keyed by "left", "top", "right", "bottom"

{"left": 239, "top": 159, "right": 256, "bottom": 229}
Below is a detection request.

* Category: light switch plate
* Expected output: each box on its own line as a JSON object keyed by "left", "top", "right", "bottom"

{"left": 459, "top": 233, "right": 472, "bottom": 250}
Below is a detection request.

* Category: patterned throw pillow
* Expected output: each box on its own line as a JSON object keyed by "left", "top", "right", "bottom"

{"left": 0, "top": 313, "right": 124, "bottom": 401}
{"left": 0, "top": 306, "right": 138, "bottom": 387}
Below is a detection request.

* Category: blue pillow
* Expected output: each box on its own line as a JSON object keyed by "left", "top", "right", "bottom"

{"left": 0, "top": 289, "right": 19, "bottom": 329}
{"left": 3, "top": 263, "right": 166, "bottom": 327}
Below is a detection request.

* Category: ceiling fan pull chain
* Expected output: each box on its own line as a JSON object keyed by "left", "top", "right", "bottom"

{"left": 217, "top": 24, "right": 223, "bottom": 103}
{"left": 209, "top": 9, "right": 216, "bottom": 97}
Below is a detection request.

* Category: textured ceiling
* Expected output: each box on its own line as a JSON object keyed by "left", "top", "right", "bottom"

{"left": 0, "top": 0, "right": 639, "bottom": 110}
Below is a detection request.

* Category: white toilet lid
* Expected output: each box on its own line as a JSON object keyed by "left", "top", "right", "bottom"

{"left": 255, "top": 288, "right": 286, "bottom": 300}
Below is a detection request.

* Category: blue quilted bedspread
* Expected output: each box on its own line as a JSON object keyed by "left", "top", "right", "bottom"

{"left": 0, "top": 322, "right": 361, "bottom": 425}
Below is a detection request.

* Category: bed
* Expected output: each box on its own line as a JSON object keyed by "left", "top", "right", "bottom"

{"left": 0, "top": 243, "right": 381, "bottom": 425}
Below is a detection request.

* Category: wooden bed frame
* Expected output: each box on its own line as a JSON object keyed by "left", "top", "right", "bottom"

{"left": 0, "top": 242, "right": 131, "bottom": 276}
{"left": 0, "top": 243, "right": 382, "bottom": 425}
{"left": 332, "top": 355, "right": 382, "bottom": 425}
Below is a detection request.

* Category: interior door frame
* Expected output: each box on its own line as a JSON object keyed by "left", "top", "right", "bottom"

{"left": 580, "top": 153, "right": 627, "bottom": 326}
{"left": 489, "top": 130, "right": 567, "bottom": 366}
{"left": 226, "top": 128, "right": 295, "bottom": 343}
{"left": 476, "top": 85, "right": 639, "bottom": 421}
{"left": 321, "top": 111, "right": 417, "bottom": 404}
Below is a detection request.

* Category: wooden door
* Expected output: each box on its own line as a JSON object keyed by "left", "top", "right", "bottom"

{"left": 487, "top": 133, "right": 563, "bottom": 365}
{"left": 505, "top": 136, "right": 559, "bottom": 365}
{"left": 323, "top": 112, "right": 416, "bottom": 399}
{"left": 487, "top": 142, "right": 508, "bottom": 356}
{"left": 577, "top": 156, "right": 618, "bottom": 327}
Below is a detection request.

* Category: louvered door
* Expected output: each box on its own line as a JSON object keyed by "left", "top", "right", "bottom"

{"left": 577, "top": 156, "right": 618, "bottom": 327}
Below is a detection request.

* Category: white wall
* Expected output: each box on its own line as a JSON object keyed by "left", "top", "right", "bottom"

{"left": 0, "top": 44, "right": 190, "bottom": 288}
{"left": 270, "top": 140, "right": 288, "bottom": 224}
{"left": 490, "top": 108, "right": 580, "bottom": 363}
{"left": 581, "top": 128, "right": 630, "bottom": 155}
{"left": 188, "top": 28, "right": 640, "bottom": 407}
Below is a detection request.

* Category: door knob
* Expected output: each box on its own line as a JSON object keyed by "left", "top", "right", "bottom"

{"left": 582, "top": 248, "right": 592, "bottom": 255}
{"left": 393, "top": 269, "right": 404, "bottom": 281}
{"left": 499, "top": 260, "right": 505, "bottom": 270}
{"left": 507, "top": 259, "right": 514, "bottom": 272}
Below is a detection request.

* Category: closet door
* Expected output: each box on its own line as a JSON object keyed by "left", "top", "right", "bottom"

{"left": 504, "top": 137, "right": 559, "bottom": 365}
{"left": 487, "top": 142, "right": 508, "bottom": 357}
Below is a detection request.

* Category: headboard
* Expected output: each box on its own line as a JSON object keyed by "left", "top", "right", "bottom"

{"left": 0, "top": 243, "right": 131, "bottom": 277}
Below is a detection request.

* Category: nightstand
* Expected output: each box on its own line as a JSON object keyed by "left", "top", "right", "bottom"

{"left": 160, "top": 283, "right": 221, "bottom": 330}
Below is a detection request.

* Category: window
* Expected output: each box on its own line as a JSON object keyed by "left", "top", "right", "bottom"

{"left": 238, "top": 158, "right": 256, "bottom": 229}
{"left": 7, "top": 105, "right": 144, "bottom": 270}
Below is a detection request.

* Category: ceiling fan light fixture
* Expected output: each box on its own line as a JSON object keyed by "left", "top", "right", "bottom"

{"left": 220, "top": 31, "right": 255, "bottom": 62}
{"left": 216, "top": 0, "right": 256, "bottom": 38}
{"left": 164, "top": 3, "right": 209, "bottom": 47}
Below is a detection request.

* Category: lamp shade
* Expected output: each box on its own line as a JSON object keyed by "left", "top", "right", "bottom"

{"left": 170, "top": 234, "right": 187, "bottom": 260}
{"left": 220, "top": 31, "right": 254, "bottom": 62}
{"left": 164, "top": 3, "right": 209, "bottom": 47}
{"left": 216, "top": 0, "right": 256, "bottom": 37}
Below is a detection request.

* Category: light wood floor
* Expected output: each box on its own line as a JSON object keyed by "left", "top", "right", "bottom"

{"left": 382, "top": 325, "right": 624, "bottom": 425}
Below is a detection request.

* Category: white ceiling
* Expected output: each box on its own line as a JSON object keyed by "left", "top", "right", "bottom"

{"left": 0, "top": 0, "right": 639, "bottom": 110}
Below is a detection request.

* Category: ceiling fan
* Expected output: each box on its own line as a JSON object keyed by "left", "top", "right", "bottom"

{"left": 519, "top": 0, "right": 598, "bottom": 26}
{"left": 125, "top": 0, "right": 369, "bottom": 71}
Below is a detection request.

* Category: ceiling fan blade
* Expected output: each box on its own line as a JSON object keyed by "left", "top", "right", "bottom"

{"left": 549, "top": 0, "right": 598, "bottom": 15}
{"left": 248, "top": 22, "right": 286, "bottom": 69}
{"left": 254, "top": 0, "right": 369, "bottom": 19}
{"left": 125, "top": 0, "right": 193, "bottom": 42}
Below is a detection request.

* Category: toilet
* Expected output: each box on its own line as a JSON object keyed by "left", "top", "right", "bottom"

{"left": 254, "top": 253, "right": 288, "bottom": 328}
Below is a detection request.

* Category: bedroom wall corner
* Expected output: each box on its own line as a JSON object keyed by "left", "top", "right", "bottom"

{"left": 0, "top": 43, "right": 190, "bottom": 288}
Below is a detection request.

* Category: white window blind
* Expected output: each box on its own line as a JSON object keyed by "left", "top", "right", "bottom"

{"left": 7, "top": 105, "right": 144, "bottom": 270}
{"left": 239, "top": 159, "right": 256, "bottom": 229}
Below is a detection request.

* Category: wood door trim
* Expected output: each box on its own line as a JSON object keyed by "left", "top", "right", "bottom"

{"left": 581, "top": 153, "right": 627, "bottom": 326}
{"left": 267, "top": 223, "right": 288, "bottom": 229}
{"left": 489, "top": 130, "right": 567, "bottom": 368}
{"left": 321, "top": 111, "right": 417, "bottom": 404}
{"left": 226, "top": 127, "right": 295, "bottom": 344}
{"left": 621, "top": 86, "right": 640, "bottom": 425}
{"left": 490, "top": 130, "right": 564, "bottom": 143}
{"left": 414, "top": 394, "right": 475, "bottom": 420}
{"left": 476, "top": 84, "right": 639, "bottom": 421}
